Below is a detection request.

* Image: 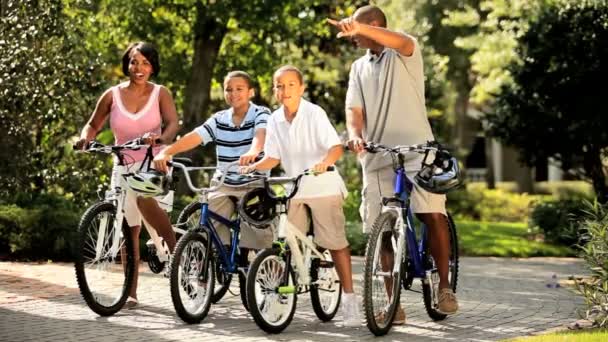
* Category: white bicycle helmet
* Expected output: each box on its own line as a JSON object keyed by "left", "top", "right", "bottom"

{"left": 124, "top": 170, "right": 169, "bottom": 197}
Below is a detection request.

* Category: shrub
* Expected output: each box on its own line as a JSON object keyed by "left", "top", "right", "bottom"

{"left": 529, "top": 198, "right": 590, "bottom": 246}
{"left": 447, "top": 185, "right": 541, "bottom": 222}
{"left": 576, "top": 201, "right": 608, "bottom": 328}
{"left": 0, "top": 193, "right": 80, "bottom": 260}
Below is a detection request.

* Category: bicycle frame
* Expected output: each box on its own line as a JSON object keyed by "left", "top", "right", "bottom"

{"left": 381, "top": 167, "right": 429, "bottom": 280}
{"left": 276, "top": 213, "right": 336, "bottom": 287}
{"left": 196, "top": 201, "right": 243, "bottom": 275}
{"left": 83, "top": 140, "right": 181, "bottom": 264}
{"left": 171, "top": 161, "right": 252, "bottom": 282}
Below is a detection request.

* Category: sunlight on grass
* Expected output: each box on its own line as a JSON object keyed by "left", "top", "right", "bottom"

{"left": 457, "top": 220, "right": 576, "bottom": 257}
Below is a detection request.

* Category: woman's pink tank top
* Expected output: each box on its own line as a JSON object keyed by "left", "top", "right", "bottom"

{"left": 110, "top": 82, "right": 164, "bottom": 164}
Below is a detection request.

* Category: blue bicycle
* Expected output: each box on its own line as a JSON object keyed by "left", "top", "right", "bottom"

{"left": 360, "top": 141, "right": 460, "bottom": 336}
{"left": 168, "top": 161, "right": 266, "bottom": 323}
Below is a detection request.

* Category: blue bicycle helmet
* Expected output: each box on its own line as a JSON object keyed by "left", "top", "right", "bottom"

{"left": 414, "top": 150, "right": 462, "bottom": 194}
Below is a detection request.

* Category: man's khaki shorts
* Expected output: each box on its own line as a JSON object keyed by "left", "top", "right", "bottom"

{"left": 361, "top": 165, "right": 446, "bottom": 233}
{"left": 287, "top": 195, "right": 349, "bottom": 250}
{"left": 208, "top": 183, "right": 274, "bottom": 250}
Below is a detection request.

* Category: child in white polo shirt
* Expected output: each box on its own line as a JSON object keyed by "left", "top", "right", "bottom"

{"left": 242, "top": 65, "right": 360, "bottom": 327}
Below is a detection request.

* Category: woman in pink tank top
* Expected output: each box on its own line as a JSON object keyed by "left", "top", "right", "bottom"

{"left": 76, "top": 42, "right": 179, "bottom": 308}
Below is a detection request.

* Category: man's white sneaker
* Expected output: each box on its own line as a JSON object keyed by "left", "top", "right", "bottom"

{"left": 341, "top": 292, "right": 361, "bottom": 327}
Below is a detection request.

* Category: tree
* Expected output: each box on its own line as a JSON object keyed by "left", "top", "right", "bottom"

{"left": 485, "top": 0, "right": 608, "bottom": 202}
{"left": 0, "top": 0, "right": 107, "bottom": 204}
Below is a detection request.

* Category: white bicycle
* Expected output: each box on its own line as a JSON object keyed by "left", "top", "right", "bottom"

{"left": 244, "top": 167, "right": 342, "bottom": 334}
{"left": 73, "top": 138, "right": 190, "bottom": 316}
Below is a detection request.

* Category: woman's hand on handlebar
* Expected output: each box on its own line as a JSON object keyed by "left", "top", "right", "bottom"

{"left": 141, "top": 132, "right": 162, "bottom": 146}
{"left": 74, "top": 138, "right": 89, "bottom": 151}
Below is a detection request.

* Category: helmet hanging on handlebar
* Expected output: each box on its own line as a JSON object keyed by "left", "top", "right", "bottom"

{"left": 124, "top": 170, "right": 169, "bottom": 198}
{"left": 414, "top": 149, "right": 463, "bottom": 194}
{"left": 238, "top": 188, "right": 277, "bottom": 228}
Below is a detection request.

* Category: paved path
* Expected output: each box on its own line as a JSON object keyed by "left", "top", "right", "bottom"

{"left": 0, "top": 257, "right": 586, "bottom": 342}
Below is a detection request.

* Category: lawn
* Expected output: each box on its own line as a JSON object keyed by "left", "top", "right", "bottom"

{"left": 505, "top": 329, "right": 608, "bottom": 341}
{"left": 457, "top": 220, "right": 576, "bottom": 257}
{"left": 346, "top": 219, "right": 576, "bottom": 257}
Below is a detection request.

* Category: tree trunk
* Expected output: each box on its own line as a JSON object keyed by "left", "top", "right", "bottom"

{"left": 484, "top": 136, "right": 495, "bottom": 189}
{"left": 182, "top": 8, "right": 227, "bottom": 133}
{"left": 452, "top": 90, "right": 469, "bottom": 152}
{"left": 176, "top": 7, "right": 227, "bottom": 194}
{"left": 583, "top": 150, "right": 608, "bottom": 204}
{"left": 515, "top": 165, "right": 534, "bottom": 194}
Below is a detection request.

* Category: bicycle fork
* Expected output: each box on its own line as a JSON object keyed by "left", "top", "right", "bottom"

{"left": 373, "top": 208, "right": 405, "bottom": 278}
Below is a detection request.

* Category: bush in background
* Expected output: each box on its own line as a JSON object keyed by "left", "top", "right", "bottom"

{"left": 529, "top": 198, "right": 590, "bottom": 246}
{"left": 529, "top": 185, "right": 594, "bottom": 246}
{"left": 0, "top": 193, "right": 80, "bottom": 260}
{"left": 576, "top": 201, "right": 608, "bottom": 328}
{"left": 447, "top": 183, "right": 542, "bottom": 222}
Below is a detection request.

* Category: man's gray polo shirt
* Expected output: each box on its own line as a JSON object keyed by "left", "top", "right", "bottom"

{"left": 345, "top": 38, "right": 434, "bottom": 172}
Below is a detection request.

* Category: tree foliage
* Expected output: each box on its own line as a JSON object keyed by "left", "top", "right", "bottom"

{"left": 0, "top": 0, "right": 108, "bottom": 204}
{"left": 485, "top": 0, "right": 608, "bottom": 201}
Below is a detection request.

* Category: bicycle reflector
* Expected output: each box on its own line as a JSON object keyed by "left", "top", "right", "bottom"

{"left": 238, "top": 188, "right": 277, "bottom": 228}
{"left": 414, "top": 149, "right": 463, "bottom": 194}
{"left": 124, "top": 170, "right": 169, "bottom": 197}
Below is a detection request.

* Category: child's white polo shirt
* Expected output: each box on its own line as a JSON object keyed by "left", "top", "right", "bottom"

{"left": 264, "top": 99, "right": 347, "bottom": 199}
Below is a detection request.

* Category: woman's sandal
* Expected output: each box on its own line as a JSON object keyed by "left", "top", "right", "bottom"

{"left": 124, "top": 296, "right": 138, "bottom": 310}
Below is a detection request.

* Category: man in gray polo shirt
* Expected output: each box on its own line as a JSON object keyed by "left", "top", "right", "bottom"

{"left": 328, "top": 5, "right": 458, "bottom": 321}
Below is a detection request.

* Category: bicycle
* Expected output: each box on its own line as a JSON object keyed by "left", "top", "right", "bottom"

{"left": 168, "top": 160, "right": 266, "bottom": 323}
{"left": 359, "top": 141, "right": 460, "bottom": 336}
{"left": 73, "top": 138, "right": 189, "bottom": 316}
{"left": 245, "top": 167, "right": 342, "bottom": 334}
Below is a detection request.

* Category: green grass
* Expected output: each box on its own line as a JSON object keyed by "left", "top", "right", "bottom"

{"left": 457, "top": 220, "right": 576, "bottom": 257}
{"left": 505, "top": 329, "right": 608, "bottom": 342}
{"left": 346, "top": 219, "right": 576, "bottom": 257}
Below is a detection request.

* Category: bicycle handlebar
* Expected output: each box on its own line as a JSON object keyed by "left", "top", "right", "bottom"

{"left": 363, "top": 141, "right": 441, "bottom": 155}
{"left": 243, "top": 166, "right": 335, "bottom": 201}
{"left": 169, "top": 161, "right": 241, "bottom": 194}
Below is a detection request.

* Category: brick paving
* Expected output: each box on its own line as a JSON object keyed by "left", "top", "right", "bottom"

{"left": 0, "top": 257, "right": 586, "bottom": 342}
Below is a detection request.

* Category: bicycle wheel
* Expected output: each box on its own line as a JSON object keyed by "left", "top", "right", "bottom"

{"left": 170, "top": 230, "right": 215, "bottom": 324}
{"left": 247, "top": 248, "right": 297, "bottom": 334}
{"left": 310, "top": 250, "right": 341, "bottom": 321}
{"left": 178, "top": 201, "right": 232, "bottom": 304}
{"left": 74, "top": 201, "right": 135, "bottom": 316}
{"left": 363, "top": 210, "right": 403, "bottom": 336}
{"left": 422, "top": 213, "right": 459, "bottom": 321}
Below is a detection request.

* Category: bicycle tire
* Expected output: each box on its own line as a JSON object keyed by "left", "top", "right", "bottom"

{"left": 363, "top": 210, "right": 403, "bottom": 336}
{"left": 74, "top": 201, "right": 135, "bottom": 316}
{"left": 177, "top": 201, "right": 232, "bottom": 304}
{"left": 422, "top": 213, "right": 459, "bottom": 321}
{"left": 247, "top": 248, "right": 297, "bottom": 334}
{"left": 170, "top": 230, "right": 215, "bottom": 324}
{"left": 310, "top": 250, "right": 342, "bottom": 321}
